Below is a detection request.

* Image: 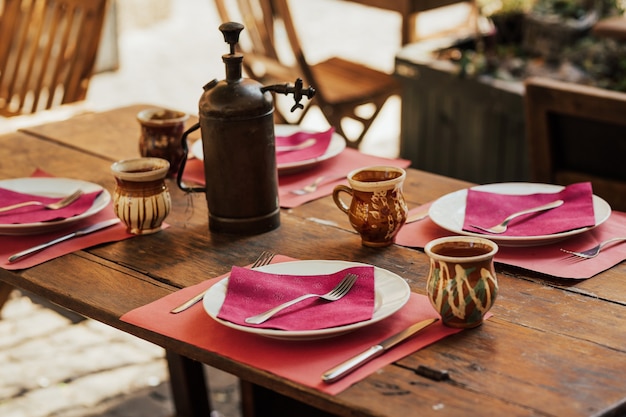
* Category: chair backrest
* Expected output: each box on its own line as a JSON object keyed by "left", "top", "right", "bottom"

{"left": 0, "top": 0, "right": 108, "bottom": 117}
{"left": 213, "top": 0, "right": 315, "bottom": 122}
{"left": 525, "top": 76, "right": 626, "bottom": 211}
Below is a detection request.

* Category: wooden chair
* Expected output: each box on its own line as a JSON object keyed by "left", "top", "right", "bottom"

{"left": 524, "top": 77, "right": 626, "bottom": 211}
{"left": 0, "top": 0, "right": 108, "bottom": 314}
{"left": 0, "top": 0, "right": 109, "bottom": 117}
{"left": 213, "top": 0, "right": 400, "bottom": 149}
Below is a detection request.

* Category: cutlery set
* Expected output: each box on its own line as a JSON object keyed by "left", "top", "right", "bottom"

{"left": 0, "top": 189, "right": 83, "bottom": 213}
{"left": 560, "top": 237, "right": 626, "bottom": 259}
{"left": 289, "top": 175, "right": 346, "bottom": 195}
{"left": 321, "top": 318, "right": 438, "bottom": 382}
{"left": 170, "top": 250, "right": 276, "bottom": 313}
{"left": 8, "top": 219, "right": 120, "bottom": 263}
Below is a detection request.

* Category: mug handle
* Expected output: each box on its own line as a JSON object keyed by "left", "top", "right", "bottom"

{"left": 332, "top": 185, "right": 353, "bottom": 214}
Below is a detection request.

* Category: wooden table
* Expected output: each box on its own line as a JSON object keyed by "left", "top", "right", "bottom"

{"left": 343, "top": 0, "right": 476, "bottom": 44}
{"left": 1, "top": 105, "right": 626, "bottom": 417}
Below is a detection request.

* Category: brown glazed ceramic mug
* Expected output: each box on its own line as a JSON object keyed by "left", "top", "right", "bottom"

{"left": 332, "top": 166, "right": 408, "bottom": 247}
{"left": 425, "top": 236, "right": 499, "bottom": 328}
{"left": 137, "top": 108, "right": 188, "bottom": 177}
{"left": 111, "top": 157, "right": 171, "bottom": 235}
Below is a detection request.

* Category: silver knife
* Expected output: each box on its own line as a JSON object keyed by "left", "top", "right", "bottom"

{"left": 8, "top": 218, "right": 121, "bottom": 263}
{"left": 321, "top": 317, "right": 438, "bottom": 383}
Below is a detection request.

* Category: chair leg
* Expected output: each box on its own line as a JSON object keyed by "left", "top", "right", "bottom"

{"left": 321, "top": 97, "right": 389, "bottom": 149}
{"left": 165, "top": 350, "right": 212, "bottom": 417}
{"left": 0, "top": 282, "right": 14, "bottom": 318}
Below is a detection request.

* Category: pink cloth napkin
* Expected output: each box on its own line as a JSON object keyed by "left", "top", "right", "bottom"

{"left": 218, "top": 265, "right": 375, "bottom": 330}
{"left": 0, "top": 188, "right": 101, "bottom": 224}
{"left": 275, "top": 128, "right": 334, "bottom": 165}
{"left": 120, "top": 255, "right": 464, "bottom": 395}
{"left": 464, "top": 182, "right": 596, "bottom": 236}
{"left": 396, "top": 205, "right": 626, "bottom": 279}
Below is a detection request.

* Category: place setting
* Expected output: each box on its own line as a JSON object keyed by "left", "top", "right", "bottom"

{"left": 396, "top": 181, "right": 626, "bottom": 279}
{"left": 120, "top": 174, "right": 497, "bottom": 394}
{"left": 0, "top": 162, "right": 173, "bottom": 270}
{"left": 121, "top": 251, "right": 478, "bottom": 394}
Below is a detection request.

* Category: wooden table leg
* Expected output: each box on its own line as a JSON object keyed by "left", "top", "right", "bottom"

{"left": 0, "top": 282, "right": 14, "bottom": 316}
{"left": 166, "top": 350, "right": 212, "bottom": 417}
{"left": 240, "top": 380, "right": 336, "bottom": 417}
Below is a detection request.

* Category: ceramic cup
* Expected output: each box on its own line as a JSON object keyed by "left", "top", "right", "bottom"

{"left": 425, "top": 236, "right": 499, "bottom": 328}
{"left": 137, "top": 108, "right": 188, "bottom": 177}
{"left": 111, "top": 157, "right": 171, "bottom": 235}
{"left": 332, "top": 166, "right": 408, "bottom": 247}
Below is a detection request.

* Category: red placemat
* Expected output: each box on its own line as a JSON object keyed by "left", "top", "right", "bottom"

{"left": 121, "top": 255, "right": 464, "bottom": 395}
{"left": 397, "top": 205, "right": 626, "bottom": 280}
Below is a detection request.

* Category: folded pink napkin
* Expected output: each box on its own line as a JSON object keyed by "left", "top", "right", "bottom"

{"left": 0, "top": 188, "right": 101, "bottom": 224}
{"left": 275, "top": 128, "right": 334, "bottom": 164}
{"left": 396, "top": 205, "right": 626, "bottom": 279}
{"left": 218, "top": 265, "right": 375, "bottom": 330}
{"left": 464, "top": 182, "right": 596, "bottom": 236}
{"left": 121, "top": 255, "right": 465, "bottom": 395}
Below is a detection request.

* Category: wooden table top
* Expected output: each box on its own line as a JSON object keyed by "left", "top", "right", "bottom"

{"left": 1, "top": 105, "right": 625, "bottom": 417}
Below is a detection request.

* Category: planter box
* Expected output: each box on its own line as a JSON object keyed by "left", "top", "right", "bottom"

{"left": 394, "top": 37, "right": 530, "bottom": 184}
{"left": 522, "top": 11, "right": 597, "bottom": 61}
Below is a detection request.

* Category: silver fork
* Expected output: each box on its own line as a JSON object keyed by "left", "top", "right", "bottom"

{"left": 289, "top": 175, "right": 344, "bottom": 196}
{"left": 560, "top": 237, "right": 626, "bottom": 259}
{"left": 470, "top": 200, "right": 564, "bottom": 234}
{"left": 244, "top": 273, "right": 358, "bottom": 324}
{"left": 0, "top": 189, "right": 83, "bottom": 213}
{"left": 170, "top": 251, "right": 276, "bottom": 313}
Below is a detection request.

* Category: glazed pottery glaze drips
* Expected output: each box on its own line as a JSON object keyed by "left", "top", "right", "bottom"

{"left": 111, "top": 157, "right": 171, "bottom": 235}
{"left": 425, "top": 236, "right": 498, "bottom": 328}
{"left": 332, "top": 166, "right": 408, "bottom": 247}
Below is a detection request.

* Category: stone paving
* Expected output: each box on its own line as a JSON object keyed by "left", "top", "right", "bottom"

{"left": 0, "top": 291, "right": 240, "bottom": 417}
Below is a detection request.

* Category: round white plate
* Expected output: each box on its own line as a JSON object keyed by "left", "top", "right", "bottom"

{"left": 0, "top": 177, "right": 111, "bottom": 235}
{"left": 191, "top": 125, "right": 346, "bottom": 175}
{"left": 203, "top": 260, "right": 411, "bottom": 341}
{"left": 429, "top": 182, "right": 611, "bottom": 247}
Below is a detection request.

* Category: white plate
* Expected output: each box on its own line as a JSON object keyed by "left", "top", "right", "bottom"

{"left": 429, "top": 182, "right": 612, "bottom": 247}
{"left": 203, "top": 260, "right": 411, "bottom": 340}
{"left": 191, "top": 125, "right": 346, "bottom": 175}
{"left": 0, "top": 177, "right": 111, "bottom": 235}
